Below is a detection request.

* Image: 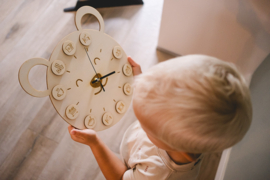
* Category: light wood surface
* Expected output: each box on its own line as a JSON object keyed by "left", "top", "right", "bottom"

{"left": 0, "top": 0, "right": 220, "bottom": 179}
{"left": 19, "top": 58, "right": 51, "bottom": 97}
{"left": 18, "top": 6, "right": 133, "bottom": 131}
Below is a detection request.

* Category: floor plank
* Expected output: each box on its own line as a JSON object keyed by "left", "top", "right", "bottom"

{"left": 0, "top": 0, "right": 57, "bottom": 61}
{"left": 0, "top": 89, "right": 47, "bottom": 165}
{"left": 12, "top": 134, "right": 58, "bottom": 180}
{"left": 0, "top": 129, "right": 38, "bottom": 180}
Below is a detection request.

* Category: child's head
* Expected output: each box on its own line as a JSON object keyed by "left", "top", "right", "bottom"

{"left": 133, "top": 55, "right": 252, "bottom": 153}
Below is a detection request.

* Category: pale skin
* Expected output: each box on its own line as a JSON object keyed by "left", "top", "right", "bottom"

{"left": 68, "top": 57, "right": 200, "bottom": 180}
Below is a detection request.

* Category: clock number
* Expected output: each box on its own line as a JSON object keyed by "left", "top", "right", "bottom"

{"left": 51, "top": 60, "right": 66, "bottom": 76}
{"left": 66, "top": 104, "right": 79, "bottom": 120}
{"left": 122, "top": 64, "right": 132, "bottom": 76}
{"left": 52, "top": 85, "right": 67, "bottom": 100}
{"left": 102, "top": 112, "right": 113, "bottom": 126}
{"left": 79, "top": 32, "right": 91, "bottom": 46}
{"left": 62, "top": 40, "right": 76, "bottom": 56}
{"left": 113, "top": 46, "right": 123, "bottom": 59}
{"left": 84, "top": 114, "right": 96, "bottom": 129}
{"left": 115, "top": 101, "right": 126, "bottom": 114}
{"left": 123, "top": 83, "right": 132, "bottom": 96}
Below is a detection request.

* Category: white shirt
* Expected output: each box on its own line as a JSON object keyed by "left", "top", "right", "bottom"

{"left": 120, "top": 121, "right": 203, "bottom": 180}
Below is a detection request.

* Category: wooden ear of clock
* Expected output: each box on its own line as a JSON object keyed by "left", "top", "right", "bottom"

{"left": 18, "top": 6, "right": 133, "bottom": 131}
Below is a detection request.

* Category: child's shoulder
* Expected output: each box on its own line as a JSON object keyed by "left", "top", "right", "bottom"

{"left": 120, "top": 120, "right": 203, "bottom": 180}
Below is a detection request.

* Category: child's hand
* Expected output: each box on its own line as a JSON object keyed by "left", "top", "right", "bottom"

{"left": 68, "top": 125, "right": 98, "bottom": 146}
{"left": 128, "top": 57, "right": 142, "bottom": 76}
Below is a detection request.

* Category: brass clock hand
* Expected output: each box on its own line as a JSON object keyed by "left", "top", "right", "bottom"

{"left": 92, "top": 71, "right": 115, "bottom": 83}
{"left": 84, "top": 47, "right": 105, "bottom": 92}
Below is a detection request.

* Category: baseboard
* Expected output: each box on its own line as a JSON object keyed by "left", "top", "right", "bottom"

{"left": 214, "top": 148, "right": 232, "bottom": 180}
{"left": 156, "top": 46, "right": 181, "bottom": 57}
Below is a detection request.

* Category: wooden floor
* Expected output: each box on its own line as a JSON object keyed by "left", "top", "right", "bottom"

{"left": 0, "top": 0, "right": 220, "bottom": 179}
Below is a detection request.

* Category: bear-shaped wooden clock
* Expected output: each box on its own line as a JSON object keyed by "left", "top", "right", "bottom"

{"left": 18, "top": 6, "right": 133, "bottom": 131}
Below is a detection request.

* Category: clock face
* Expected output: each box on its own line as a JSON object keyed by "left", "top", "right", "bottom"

{"left": 47, "top": 29, "right": 133, "bottom": 131}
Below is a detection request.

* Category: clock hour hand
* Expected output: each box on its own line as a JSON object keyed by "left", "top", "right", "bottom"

{"left": 92, "top": 71, "right": 115, "bottom": 83}
{"left": 84, "top": 47, "right": 105, "bottom": 92}
{"left": 100, "top": 81, "right": 105, "bottom": 92}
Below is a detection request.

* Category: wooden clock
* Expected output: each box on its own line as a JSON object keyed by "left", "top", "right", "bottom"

{"left": 18, "top": 6, "right": 133, "bottom": 131}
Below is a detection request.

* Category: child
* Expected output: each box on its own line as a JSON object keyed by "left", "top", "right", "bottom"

{"left": 68, "top": 55, "right": 252, "bottom": 180}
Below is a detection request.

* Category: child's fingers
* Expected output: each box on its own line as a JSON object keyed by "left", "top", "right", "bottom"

{"left": 68, "top": 125, "right": 81, "bottom": 138}
{"left": 128, "top": 57, "right": 139, "bottom": 67}
{"left": 68, "top": 126, "right": 97, "bottom": 145}
{"left": 68, "top": 126, "right": 77, "bottom": 140}
{"left": 68, "top": 128, "right": 85, "bottom": 142}
{"left": 127, "top": 56, "right": 142, "bottom": 76}
{"left": 68, "top": 125, "right": 74, "bottom": 134}
{"left": 73, "top": 129, "right": 85, "bottom": 136}
{"left": 72, "top": 130, "right": 85, "bottom": 140}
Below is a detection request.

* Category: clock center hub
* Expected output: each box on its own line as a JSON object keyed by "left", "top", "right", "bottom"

{"left": 90, "top": 73, "right": 102, "bottom": 88}
{"left": 90, "top": 73, "right": 108, "bottom": 89}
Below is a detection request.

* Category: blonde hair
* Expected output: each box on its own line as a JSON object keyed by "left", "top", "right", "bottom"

{"left": 133, "top": 55, "right": 252, "bottom": 153}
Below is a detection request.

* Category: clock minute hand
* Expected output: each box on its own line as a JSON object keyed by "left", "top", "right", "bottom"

{"left": 84, "top": 47, "right": 98, "bottom": 75}
{"left": 84, "top": 47, "right": 105, "bottom": 92}
{"left": 92, "top": 71, "right": 115, "bottom": 83}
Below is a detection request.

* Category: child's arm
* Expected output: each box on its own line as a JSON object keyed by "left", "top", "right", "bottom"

{"left": 68, "top": 125, "right": 127, "bottom": 180}
{"left": 68, "top": 57, "right": 141, "bottom": 180}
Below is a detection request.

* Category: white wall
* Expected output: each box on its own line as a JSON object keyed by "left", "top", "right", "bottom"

{"left": 158, "top": 0, "right": 270, "bottom": 82}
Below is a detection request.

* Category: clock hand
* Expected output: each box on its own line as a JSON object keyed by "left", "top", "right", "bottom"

{"left": 92, "top": 71, "right": 115, "bottom": 83}
{"left": 84, "top": 47, "right": 98, "bottom": 75}
{"left": 100, "top": 81, "right": 105, "bottom": 92}
{"left": 84, "top": 47, "right": 105, "bottom": 92}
